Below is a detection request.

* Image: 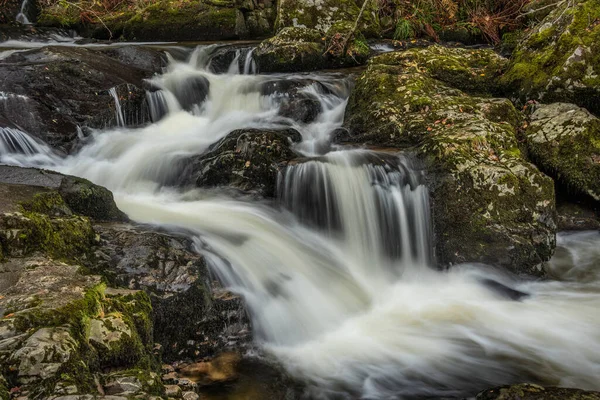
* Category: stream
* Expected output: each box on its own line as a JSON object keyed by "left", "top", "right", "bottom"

{"left": 1, "top": 42, "right": 600, "bottom": 399}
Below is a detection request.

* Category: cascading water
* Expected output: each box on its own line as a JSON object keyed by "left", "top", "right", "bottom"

{"left": 3, "top": 43, "right": 600, "bottom": 399}
{"left": 108, "top": 87, "right": 126, "bottom": 128}
{"left": 15, "top": 0, "right": 31, "bottom": 24}
{"left": 0, "top": 127, "right": 57, "bottom": 166}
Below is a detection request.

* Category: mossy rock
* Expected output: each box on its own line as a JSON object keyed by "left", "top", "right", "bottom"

{"left": 179, "top": 128, "right": 301, "bottom": 197}
{"left": 0, "top": 261, "right": 160, "bottom": 398}
{"left": 343, "top": 46, "right": 556, "bottom": 274}
{"left": 58, "top": 176, "right": 127, "bottom": 222}
{"left": 254, "top": 27, "right": 326, "bottom": 72}
{"left": 276, "top": 0, "right": 380, "bottom": 37}
{"left": 370, "top": 45, "right": 508, "bottom": 95}
{"left": 477, "top": 383, "right": 600, "bottom": 399}
{"left": 526, "top": 103, "right": 600, "bottom": 200}
{"left": 501, "top": 0, "right": 600, "bottom": 115}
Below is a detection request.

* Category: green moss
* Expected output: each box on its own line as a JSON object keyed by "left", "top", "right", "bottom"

{"left": 0, "top": 375, "right": 8, "bottom": 400}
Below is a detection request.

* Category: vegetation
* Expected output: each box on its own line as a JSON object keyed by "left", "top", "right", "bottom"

{"left": 379, "top": 0, "right": 533, "bottom": 43}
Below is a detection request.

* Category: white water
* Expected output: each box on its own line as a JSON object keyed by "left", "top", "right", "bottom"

{"left": 15, "top": 0, "right": 30, "bottom": 24}
{"left": 0, "top": 127, "right": 57, "bottom": 166}
{"left": 3, "top": 44, "right": 600, "bottom": 398}
{"left": 109, "top": 87, "right": 126, "bottom": 128}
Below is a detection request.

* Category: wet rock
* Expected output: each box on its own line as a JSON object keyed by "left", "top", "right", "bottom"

{"left": 343, "top": 45, "right": 556, "bottom": 274}
{"left": 526, "top": 103, "right": 600, "bottom": 200}
{"left": 556, "top": 201, "right": 600, "bottom": 231}
{"left": 501, "top": 0, "right": 600, "bottom": 115}
{"left": 0, "top": 46, "right": 155, "bottom": 152}
{"left": 180, "top": 128, "right": 301, "bottom": 197}
{"left": 477, "top": 383, "right": 600, "bottom": 399}
{"left": 178, "top": 352, "right": 241, "bottom": 385}
{"left": 90, "top": 223, "right": 251, "bottom": 362}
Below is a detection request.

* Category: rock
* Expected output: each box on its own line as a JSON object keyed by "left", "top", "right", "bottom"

{"left": 10, "top": 327, "right": 77, "bottom": 381}
{"left": 477, "top": 383, "right": 600, "bottom": 399}
{"left": 276, "top": 0, "right": 379, "bottom": 36}
{"left": 89, "top": 224, "right": 251, "bottom": 362}
{"left": 0, "top": 46, "right": 155, "bottom": 153}
{"left": 182, "top": 391, "right": 199, "bottom": 400}
{"left": 103, "top": 370, "right": 162, "bottom": 396}
{"left": 254, "top": 25, "right": 370, "bottom": 72}
{"left": 0, "top": 165, "right": 126, "bottom": 222}
{"left": 526, "top": 103, "right": 600, "bottom": 200}
{"left": 178, "top": 352, "right": 241, "bottom": 385}
{"left": 179, "top": 128, "right": 301, "bottom": 197}
{"left": 164, "top": 384, "right": 182, "bottom": 397}
{"left": 343, "top": 45, "right": 556, "bottom": 274}
{"left": 501, "top": 0, "right": 600, "bottom": 115}
{"left": 556, "top": 201, "right": 600, "bottom": 231}
{"left": 254, "top": 27, "right": 325, "bottom": 72}
{"left": 0, "top": 256, "right": 159, "bottom": 398}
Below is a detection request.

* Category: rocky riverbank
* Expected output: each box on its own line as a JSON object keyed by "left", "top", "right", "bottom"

{"left": 2, "top": 0, "right": 600, "bottom": 398}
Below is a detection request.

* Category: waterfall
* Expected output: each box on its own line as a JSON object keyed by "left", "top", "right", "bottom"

{"left": 5, "top": 43, "right": 600, "bottom": 399}
{"left": 243, "top": 48, "right": 257, "bottom": 75}
{"left": 0, "top": 127, "right": 56, "bottom": 166}
{"left": 15, "top": 0, "right": 31, "bottom": 24}
{"left": 109, "top": 87, "right": 126, "bottom": 128}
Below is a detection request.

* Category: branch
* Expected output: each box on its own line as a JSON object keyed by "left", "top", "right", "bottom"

{"left": 516, "top": 0, "right": 565, "bottom": 19}
{"left": 339, "top": 0, "right": 371, "bottom": 53}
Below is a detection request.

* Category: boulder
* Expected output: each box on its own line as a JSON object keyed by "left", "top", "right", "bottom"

{"left": 501, "top": 0, "right": 600, "bottom": 115}
{"left": 254, "top": 27, "right": 325, "bottom": 72}
{"left": 275, "top": 0, "right": 379, "bottom": 36}
{"left": 0, "top": 46, "right": 157, "bottom": 153}
{"left": 179, "top": 128, "right": 301, "bottom": 197}
{"left": 477, "top": 383, "right": 600, "bottom": 399}
{"left": 254, "top": 25, "right": 370, "bottom": 72}
{"left": 525, "top": 103, "right": 600, "bottom": 200}
{"left": 343, "top": 46, "right": 556, "bottom": 274}
{"left": 90, "top": 223, "right": 251, "bottom": 362}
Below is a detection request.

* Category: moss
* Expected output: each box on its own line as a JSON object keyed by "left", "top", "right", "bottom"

{"left": 0, "top": 375, "right": 8, "bottom": 400}
{"left": 501, "top": 0, "right": 600, "bottom": 114}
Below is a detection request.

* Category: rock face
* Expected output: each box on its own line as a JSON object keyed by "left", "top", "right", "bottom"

{"left": 254, "top": 25, "right": 370, "bottom": 72}
{"left": 477, "top": 383, "right": 600, "bottom": 399}
{"left": 180, "top": 128, "right": 302, "bottom": 197}
{"left": 0, "top": 46, "right": 161, "bottom": 153}
{"left": 343, "top": 46, "right": 556, "bottom": 274}
{"left": 526, "top": 103, "right": 600, "bottom": 200}
{"left": 501, "top": 0, "right": 600, "bottom": 115}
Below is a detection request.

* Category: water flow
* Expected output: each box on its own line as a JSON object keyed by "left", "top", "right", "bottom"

{"left": 108, "top": 87, "right": 126, "bottom": 128}
{"left": 5, "top": 43, "right": 600, "bottom": 399}
{"left": 0, "top": 127, "right": 57, "bottom": 166}
{"left": 15, "top": 0, "right": 30, "bottom": 24}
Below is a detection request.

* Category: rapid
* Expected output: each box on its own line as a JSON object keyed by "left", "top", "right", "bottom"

{"left": 1, "top": 44, "right": 599, "bottom": 399}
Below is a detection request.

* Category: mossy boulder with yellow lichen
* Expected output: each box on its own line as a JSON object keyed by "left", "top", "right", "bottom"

{"left": 501, "top": 0, "right": 600, "bottom": 115}
{"left": 343, "top": 45, "right": 556, "bottom": 274}
{"left": 525, "top": 103, "right": 600, "bottom": 201}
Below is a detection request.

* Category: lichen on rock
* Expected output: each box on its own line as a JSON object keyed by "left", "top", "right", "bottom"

{"left": 501, "top": 0, "right": 600, "bottom": 115}
{"left": 525, "top": 102, "right": 600, "bottom": 201}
